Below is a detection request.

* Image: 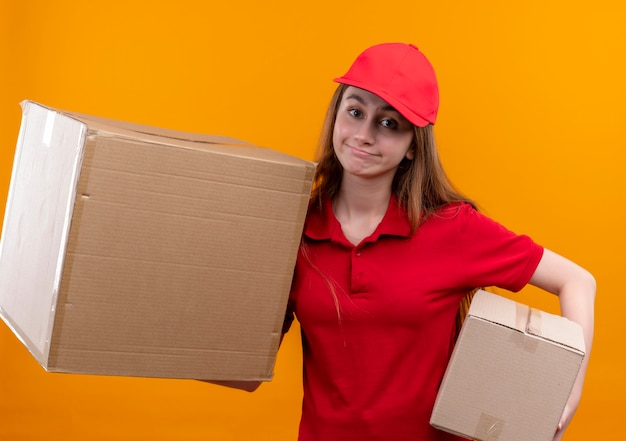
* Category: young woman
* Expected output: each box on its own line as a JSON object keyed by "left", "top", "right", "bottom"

{"left": 283, "top": 43, "right": 595, "bottom": 441}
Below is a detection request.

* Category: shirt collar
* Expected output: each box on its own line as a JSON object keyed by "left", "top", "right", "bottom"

{"left": 304, "top": 195, "right": 412, "bottom": 243}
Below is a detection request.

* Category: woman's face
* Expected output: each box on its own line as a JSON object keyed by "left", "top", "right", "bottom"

{"left": 332, "top": 86, "right": 414, "bottom": 182}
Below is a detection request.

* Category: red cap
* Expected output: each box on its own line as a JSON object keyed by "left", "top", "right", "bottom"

{"left": 334, "top": 43, "right": 439, "bottom": 127}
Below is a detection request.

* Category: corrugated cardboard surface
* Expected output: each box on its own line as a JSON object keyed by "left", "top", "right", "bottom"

{"left": 430, "top": 290, "right": 585, "bottom": 441}
{"left": 0, "top": 101, "right": 315, "bottom": 380}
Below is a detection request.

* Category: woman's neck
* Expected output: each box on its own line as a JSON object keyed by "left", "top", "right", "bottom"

{"left": 333, "top": 175, "right": 392, "bottom": 245}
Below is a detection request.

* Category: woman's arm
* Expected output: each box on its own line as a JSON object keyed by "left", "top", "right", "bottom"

{"left": 528, "top": 248, "right": 596, "bottom": 441}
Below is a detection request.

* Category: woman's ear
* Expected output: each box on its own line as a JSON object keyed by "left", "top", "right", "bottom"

{"left": 405, "top": 146, "right": 415, "bottom": 160}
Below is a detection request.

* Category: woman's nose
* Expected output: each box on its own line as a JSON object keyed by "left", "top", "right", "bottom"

{"left": 354, "top": 120, "right": 375, "bottom": 144}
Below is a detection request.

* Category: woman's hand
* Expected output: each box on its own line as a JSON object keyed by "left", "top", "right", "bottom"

{"left": 198, "top": 380, "right": 262, "bottom": 392}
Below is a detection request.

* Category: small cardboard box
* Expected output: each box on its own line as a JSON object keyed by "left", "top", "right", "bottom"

{"left": 430, "top": 290, "right": 585, "bottom": 441}
{"left": 0, "top": 100, "right": 315, "bottom": 381}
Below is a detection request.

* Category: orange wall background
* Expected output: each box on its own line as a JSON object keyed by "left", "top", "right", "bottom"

{"left": 1, "top": 1, "right": 624, "bottom": 440}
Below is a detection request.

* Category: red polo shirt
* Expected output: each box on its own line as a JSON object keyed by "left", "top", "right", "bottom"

{"left": 287, "top": 197, "right": 544, "bottom": 441}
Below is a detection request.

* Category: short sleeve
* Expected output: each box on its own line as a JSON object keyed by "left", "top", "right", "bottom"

{"left": 459, "top": 206, "right": 544, "bottom": 292}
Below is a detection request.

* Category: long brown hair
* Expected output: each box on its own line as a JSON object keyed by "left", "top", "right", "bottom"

{"left": 311, "top": 84, "right": 476, "bottom": 232}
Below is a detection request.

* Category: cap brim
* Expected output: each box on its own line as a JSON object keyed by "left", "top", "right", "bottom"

{"left": 334, "top": 77, "right": 431, "bottom": 127}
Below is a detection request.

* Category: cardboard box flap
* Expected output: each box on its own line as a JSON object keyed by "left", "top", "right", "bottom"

{"left": 70, "top": 114, "right": 308, "bottom": 165}
{"left": 527, "top": 308, "right": 585, "bottom": 353}
{"left": 468, "top": 291, "right": 585, "bottom": 353}
{"left": 23, "top": 100, "right": 316, "bottom": 189}
{"left": 51, "top": 101, "right": 254, "bottom": 148}
{"left": 23, "top": 101, "right": 311, "bottom": 168}
{"left": 467, "top": 290, "right": 529, "bottom": 333}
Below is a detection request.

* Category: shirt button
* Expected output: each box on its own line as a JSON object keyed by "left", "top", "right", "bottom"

{"left": 355, "top": 249, "right": 362, "bottom": 257}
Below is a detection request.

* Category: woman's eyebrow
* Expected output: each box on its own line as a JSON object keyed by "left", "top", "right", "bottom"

{"left": 345, "top": 93, "right": 366, "bottom": 105}
{"left": 345, "top": 93, "right": 399, "bottom": 113}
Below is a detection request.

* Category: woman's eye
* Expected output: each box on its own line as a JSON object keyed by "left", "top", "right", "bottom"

{"left": 348, "top": 108, "right": 362, "bottom": 118}
{"left": 380, "top": 118, "right": 398, "bottom": 129}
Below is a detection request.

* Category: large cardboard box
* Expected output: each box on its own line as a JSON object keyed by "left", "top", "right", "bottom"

{"left": 0, "top": 100, "right": 315, "bottom": 381}
{"left": 430, "top": 290, "right": 585, "bottom": 441}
